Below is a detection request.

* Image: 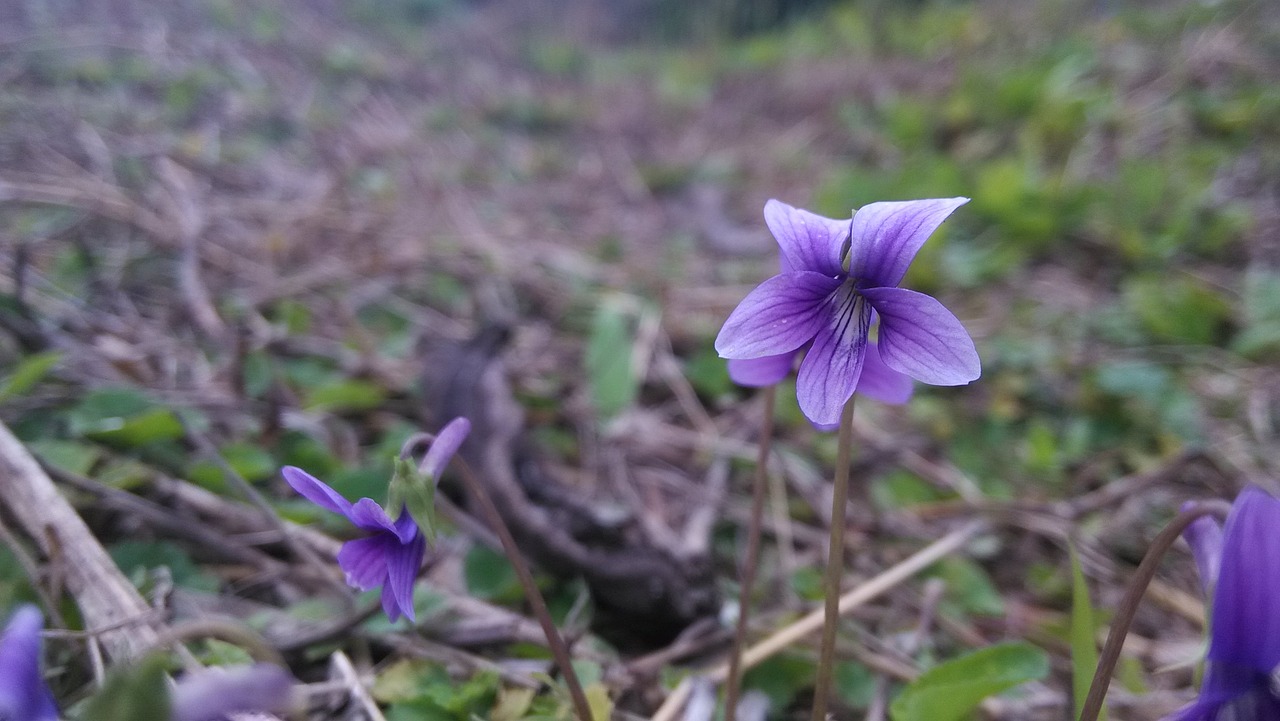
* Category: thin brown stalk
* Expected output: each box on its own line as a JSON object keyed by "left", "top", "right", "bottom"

{"left": 811, "top": 398, "right": 856, "bottom": 721}
{"left": 1078, "top": 500, "right": 1231, "bottom": 721}
{"left": 455, "top": 459, "right": 595, "bottom": 721}
{"left": 724, "top": 385, "right": 777, "bottom": 721}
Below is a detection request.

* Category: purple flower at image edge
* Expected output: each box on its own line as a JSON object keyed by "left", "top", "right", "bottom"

{"left": 171, "top": 663, "right": 295, "bottom": 721}
{"left": 1170, "top": 486, "right": 1280, "bottom": 720}
{"left": 716, "top": 198, "right": 980, "bottom": 426}
{"left": 0, "top": 605, "right": 59, "bottom": 721}
{"left": 283, "top": 417, "right": 471, "bottom": 622}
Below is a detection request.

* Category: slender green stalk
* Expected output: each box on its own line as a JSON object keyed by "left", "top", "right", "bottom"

{"left": 455, "top": 459, "right": 595, "bottom": 721}
{"left": 810, "top": 398, "right": 856, "bottom": 721}
{"left": 1078, "top": 500, "right": 1231, "bottom": 721}
{"left": 723, "top": 385, "right": 777, "bottom": 721}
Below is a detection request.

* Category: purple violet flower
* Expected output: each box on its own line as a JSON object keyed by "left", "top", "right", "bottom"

{"left": 1169, "top": 486, "right": 1280, "bottom": 720}
{"left": 171, "top": 663, "right": 296, "bottom": 721}
{"left": 0, "top": 605, "right": 59, "bottom": 721}
{"left": 715, "top": 198, "right": 980, "bottom": 426}
{"left": 283, "top": 417, "right": 471, "bottom": 622}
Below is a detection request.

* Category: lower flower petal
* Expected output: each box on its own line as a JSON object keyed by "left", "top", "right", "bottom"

{"left": 795, "top": 292, "right": 871, "bottom": 426}
{"left": 386, "top": 532, "right": 427, "bottom": 623}
{"left": 855, "top": 343, "right": 914, "bottom": 405}
{"left": 728, "top": 352, "right": 798, "bottom": 387}
{"left": 861, "top": 287, "right": 980, "bottom": 386}
{"left": 337, "top": 535, "right": 392, "bottom": 591}
{"left": 715, "top": 272, "right": 842, "bottom": 360}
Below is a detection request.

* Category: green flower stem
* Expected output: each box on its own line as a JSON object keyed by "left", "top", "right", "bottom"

{"left": 455, "top": 459, "right": 595, "bottom": 721}
{"left": 1078, "top": 500, "right": 1231, "bottom": 721}
{"left": 810, "top": 397, "right": 856, "bottom": 721}
{"left": 723, "top": 385, "right": 777, "bottom": 721}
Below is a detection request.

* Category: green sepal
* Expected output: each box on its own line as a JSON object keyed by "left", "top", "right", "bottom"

{"left": 388, "top": 456, "right": 438, "bottom": 547}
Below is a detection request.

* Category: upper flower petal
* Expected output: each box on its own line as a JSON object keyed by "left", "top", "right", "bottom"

{"left": 281, "top": 466, "right": 353, "bottom": 516}
{"left": 855, "top": 342, "right": 914, "bottom": 405}
{"left": 384, "top": 532, "right": 427, "bottom": 623}
{"left": 795, "top": 290, "right": 872, "bottom": 426}
{"left": 336, "top": 535, "right": 392, "bottom": 592}
{"left": 1207, "top": 486, "right": 1280, "bottom": 673}
{"left": 347, "top": 498, "right": 414, "bottom": 541}
{"left": 861, "top": 287, "right": 980, "bottom": 386}
{"left": 421, "top": 417, "right": 471, "bottom": 480}
{"left": 0, "top": 605, "right": 58, "bottom": 721}
{"left": 727, "top": 352, "right": 798, "bottom": 388}
{"left": 764, "top": 199, "right": 849, "bottom": 277}
{"left": 715, "top": 272, "right": 841, "bottom": 360}
{"left": 848, "top": 198, "right": 969, "bottom": 288}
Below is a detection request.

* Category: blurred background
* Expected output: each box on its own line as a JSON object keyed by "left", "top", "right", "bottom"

{"left": 1, "top": 0, "right": 1278, "bottom": 717}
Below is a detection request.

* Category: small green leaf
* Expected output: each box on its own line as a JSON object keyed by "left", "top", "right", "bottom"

{"left": 303, "top": 379, "right": 387, "bottom": 413}
{"left": 890, "top": 642, "right": 1049, "bottom": 721}
{"left": 463, "top": 546, "right": 520, "bottom": 602}
{"left": 584, "top": 298, "right": 639, "bottom": 421}
{"left": 0, "top": 351, "right": 61, "bottom": 400}
{"left": 80, "top": 653, "right": 172, "bottom": 721}
{"left": 1070, "top": 547, "right": 1105, "bottom": 721}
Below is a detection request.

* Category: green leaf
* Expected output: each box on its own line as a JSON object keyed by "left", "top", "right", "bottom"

{"left": 303, "top": 379, "right": 387, "bottom": 413}
{"left": 890, "top": 642, "right": 1049, "bottom": 721}
{"left": 68, "top": 388, "right": 185, "bottom": 447}
{"left": 0, "top": 351, "right": 61, "bottom": 400}
{"left": 1070, "top": 547, "right": 1105, "bottom": 721}
{"left": 584, "top": 298, "right": 639, "bottom": 421}
{"left": 463, "top": 546, "right": 520, "bottom": 602}
{"left": 80, "top": 653, "right": 172, "bottom": 721}
{"left": 109, "top": 540, "right": 220, "bottom": 593}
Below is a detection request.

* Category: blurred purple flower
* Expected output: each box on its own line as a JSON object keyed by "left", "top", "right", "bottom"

{"left": 1167, "top": 486, "right": 1280, "bottom": 720}
{"left": 0, "top": 605, "right": 58, "bottom": 721}
{"left": 283, "top": 417, "right": 471, "bottom": 622}
{"left": 171, "top": 663, "right": 295, "bottom": 721}
{"left": 715, "top": 198, "right": 980, "bottom": 426}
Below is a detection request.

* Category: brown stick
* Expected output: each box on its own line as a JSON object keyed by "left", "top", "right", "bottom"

{"left": 0, "top": 419, "right": 160, "bottom": 659}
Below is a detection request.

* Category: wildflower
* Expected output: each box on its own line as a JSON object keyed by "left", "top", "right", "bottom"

{"left": 1169, "top": 486, "right": 1280, "bottom": 720}
{"left": 727, "top": 341, "right": 913, "bottom": 405}
{"left": 716, "top": 199, "right": 980, "bottom": 425}
{"left": 0, "top": 605, "right": 58, "bottom": 721}
{"left": 283, "top": 417, "right": 471, "bottom": 622}
{"left": 171, "top": 663, "right": 296, "bottom": 721}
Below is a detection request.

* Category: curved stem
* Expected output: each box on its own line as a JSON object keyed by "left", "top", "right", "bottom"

{"left": 724, "top": 385, "right": 777, "bottom": 721}
{"left": 455, "top": 459, "right": 595, "bottom": 721}
{"left": 1078, "top": 500, "right": 1231, "bottom": 721}
{"left": 810, "top": 398, "right": 856, "bottom": 721}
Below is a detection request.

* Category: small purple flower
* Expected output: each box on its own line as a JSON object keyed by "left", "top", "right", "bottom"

{"left": 283, "top": 417, "right": 471, "bottom": 622}
{"left": 1168, "top": 486, "right": 1280, "bottom": 720}
{"left": 716, "top": 199, "right": 980, "bottom": 426}
{"left": 0, "top": 605, "right": 59, "bottom": 721}
{"left": 171, "top": 663, "right": 296, "bottom": 721}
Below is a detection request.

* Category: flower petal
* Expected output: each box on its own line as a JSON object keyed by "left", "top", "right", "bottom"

{"left": 421, "top": 417, "right": 471, "bottom": 479}
{"left": 848, "top": 198, "right": 968, "bottom": 288}
{"left": 170, "top": 664, "right": 295, "bottom": 721}
{"left": 1180, "top": 505, "right": 1223, "bottom": 597}
{"left": 727, "top": 352, "right": 797, "bottom": 387}
{"left": 856, "top": 343, "right": 914, "bottom": 405}
{"left": 336, "top": 535, "right": 391, "bottom": 591}
{"left": 347, "top": 498, "right": 405, "bottom": 538}
{"left": 0, "top": 605, "right": 58, "bottom": 721}
{"left": 795, "top": 291, "right": 871, "bottom": 426}
{"left": 764, "top": 199, "right": 848, "bottom": 277}
{"left": 385, "top": 531, "right": 427, "bottom": 623}
{"left": 861, "top": 287, "right": 980, "bottom": 386}
{"left": 715, "top": 272, "right": 841, "bottom": 359}
{"left": 1207, "top": 486, "right": 1280, "bottom": 672}
{"left": 281, "top": 466, "right": 352, "bottom": 516}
